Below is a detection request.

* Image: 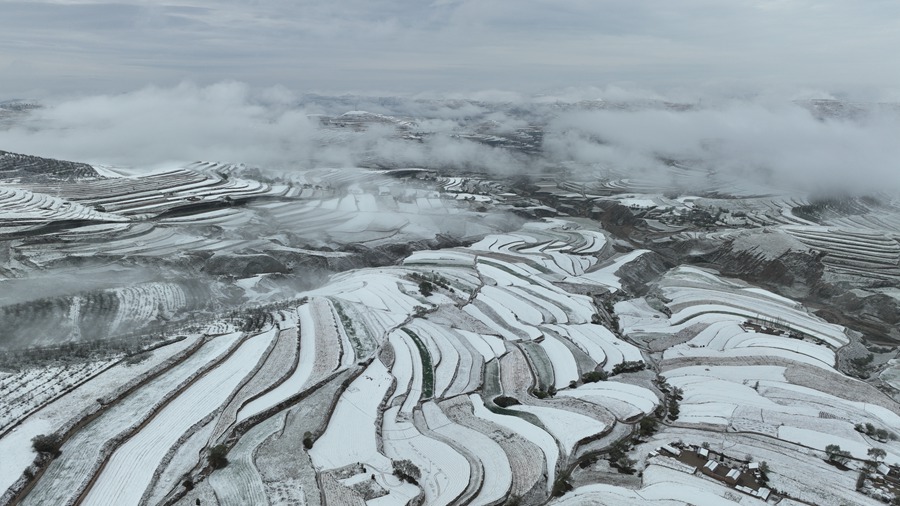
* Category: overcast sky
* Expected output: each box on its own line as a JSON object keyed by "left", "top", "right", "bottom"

{"left": 1, "top": 0, "right": 900, "bottom": 99}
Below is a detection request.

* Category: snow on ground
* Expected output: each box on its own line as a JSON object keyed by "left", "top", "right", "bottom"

{"left": 549, "top": 323, "right": 643, "bottom": 370}
{"left": 421, "top": 401, "right": 512, "bottom": 504}
{"left": 509, "top": 403, "right": 607, "bottom": 457}
{"left": 13, "top": 213, "right": 898, "bottom": 505}
{"left": 309, "top": 360, "right": 393, "bottom": 471}
{"left": 382, "top": 405, "right": 470, "bottom": 506}
{"left": 22, "top": 332, "right": 245, "bottom": 506}
{"left": 0, "top": 418, "right": 52, "bottom": 493}
{"left": 539, "top": 335, "right": 580, "bottom": 389}
{"left": 454, "top": 329, "right": 506, "bottom": 360}
{"left": 553, "top": 464, "right": 767, "bottom": 505}
{"left": 209, "top": 415, "right": 285, "bottom": 506}
{"left": 81, "top": 330, "right": 274, "bottom": 505}
{"left": 664, "top": 330, "right": 836, "bottom": 369}
{"left": 479, "top": 285, "right": 544, "bottom": 327}
{"left": 571, "top": 250, "right": 648, "bottom": 290}
{"left": 469, "top": 394, "right": 559, "bottom": 490}
{"left": 386, "top": 332, "right": 415, "bottom": 407}
{"left": 236, "top": 309, "right": 315, "bottom": 422}
{"left": 662, "top": 360, "right": 900, "bottom": 467}
{"left": 0, "top": 335, "right": 199, "bottom": 496}
{"left": 409, "top": 321, "right": 461, "bottom": 398}
{"left": 146, "top": 420, "right": 215, "bottom": 504}
{"left": 558, "top": 381, "right": 659, "bottom": 419}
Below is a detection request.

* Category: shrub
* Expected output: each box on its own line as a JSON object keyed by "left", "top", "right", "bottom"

{"left": 825, "top": 444, "right": 851, "bottom": 465}
{"left": 855, "top": 423, "right": 897, "bottom": 442}
{"left": 393, "top": 459, "right": 421, "bottom": 484}
{"left": 608, "top": 441, "right": 630, "bottom": 462}
{"left": 418, "top": 281, "right": 434, "bottom": 297}
{"left": 638, "top": 417, "right": 659, "bottom": 437}
{"left": 493, "top": 396, "right": 520, "bottom": 408}
{"left": 551, "top": 478, "right": 573, "bottom": 497}
{"left": 581, "top": 370, "right": 608, "bottom": 383}
{"left": 611, "top": 360, "right": 646, "bottom": 376}
{"left": 124, "top": 352, "right": 150, "bottom": 366}
{"left": 32, "top": 433, "right": 62, "bottom": 455}
{"left": 208, "top": 444, "right": 229, "bottom": 469}
{"left": 757, "top": 461, "right": 770, "bottom": 485}
{"left": 667, "top": 395, "right": 680, "bottom": 421}
{"left": 616, "top": 456, "right": 637, "bottom": 474}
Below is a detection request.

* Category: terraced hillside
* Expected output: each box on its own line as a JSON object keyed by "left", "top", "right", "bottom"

{"left": 1, "top": 114, "right": 900, "bottom": 506}
{"left": 0, "top": 152, "right": 522, "bottom": 349}
{"left": 0, "top": 151, "right": 100, "bottom": 183}
{"left": 3, "top": 214, "right": 898, "bottom": 506}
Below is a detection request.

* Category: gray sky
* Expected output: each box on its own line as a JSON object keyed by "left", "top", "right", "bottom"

{"left": 2, "top": 0, "right": 900, "bottom": 98}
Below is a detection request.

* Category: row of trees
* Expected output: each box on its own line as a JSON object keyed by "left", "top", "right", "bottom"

{"left": 826, "top": 443, "right": 887, "bottom": 467}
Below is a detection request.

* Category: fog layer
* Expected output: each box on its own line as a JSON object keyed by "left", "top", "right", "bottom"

{"left": 2, "top": 82, "right": 899, "bottom": 194}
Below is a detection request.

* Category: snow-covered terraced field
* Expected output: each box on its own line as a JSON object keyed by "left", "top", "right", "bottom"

{"left": 209, "top": 415, "right": 285, "bottom": 506}
{"left": 14, "top": 167, "right": 277, "bottom": 217}
{"left": 81, "top": 330, "right": 274, "bottom": 505}
{"left": 0, "top": 360, "right": 113, "bottom": 434}
{"left": 288, "top": 220, "right": 664, "bottom": 503}
{"left": 783, "top": 225, "right": 900, "bottom": 280}
{"left": 19, "top": 332, "right": 247, "bottom": 505}
{"left": 0, "top": 187, "right": 128, "bottom": 227}
{"left": 647, "top": 265, "right": 849, "bottom": 349}
{"left": 5, "top": 213, "right": 898, "bottom": 506}
{"left": 605, "top": 263, "right": 900, "bottom": 506}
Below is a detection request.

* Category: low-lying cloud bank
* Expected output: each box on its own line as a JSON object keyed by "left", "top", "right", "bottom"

{"left": 0, "top": 82, "right": 317, "bottom": 169}
{"left": 544, "top": 102, "right": 900, "bottom": 194}
{"left": 1, "top": 82, "right": 899, "bottom": 194}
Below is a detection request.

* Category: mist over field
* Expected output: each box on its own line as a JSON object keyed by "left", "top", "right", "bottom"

{"left": 3, "top": 82, "right": 900, "bottom": 195}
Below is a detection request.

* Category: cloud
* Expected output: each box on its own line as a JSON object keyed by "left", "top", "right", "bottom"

{"left": 1, "top": 1, "right": 899, "bottom": 96}
{"left": 2, "top": 81, "right": 899, "bottom": 196}
{"left": 542, "top": 100, "right": 900, "bottom": 194}
{"left": 0, "top": 82, "right": 533, "bottom": 174}
{"left": 0, "top": 82, "right": 318, "bottom": 168}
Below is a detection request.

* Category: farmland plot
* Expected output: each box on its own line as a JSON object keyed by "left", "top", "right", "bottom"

{"left": 212, "top": 326, "right": 294, "bottom": 439}
{"left": 252, "top": 369, "right": 358, "bottom": 506}
{"left": 209, "top": 414, "right": 286, "bottom": 506}
{"left": 80, "top": 330, "right": 274, "bottom": 505}
{"left": 308, "top": 359, "right": 394, "bottom": 471}
{"left": 420, "top": 401, "right": 512, "bottom": 504}
{"left": 0, "top": 335, "right": 198, "bottom": 495}
{"left": 234, "top": 325, "right": 303, "bottom": 423}
{"left": 0, "top": 360, "right": 112, "bottom": 433}
{"left": 405, "top": 321, "right": 463, "bottom": 399}
{"left": 440, "top": 395, "right": 547, "bottom": 499}
{"left": 558, "top": 381, "right": 659, "bottom": 421}
{"left": 470, "top": 394, "right": 560, "bottom": 491}
{"left": 21, "top": 332, "right": 245, "bottom": 505}
{"left": 510, "top": 403, "right": 610, "bottom": 457}
{"left": 145, "top": 420, "right": 215, "bottom": 505}
{"left": 382, "top": 405, "right": 470, "bottom": 505}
